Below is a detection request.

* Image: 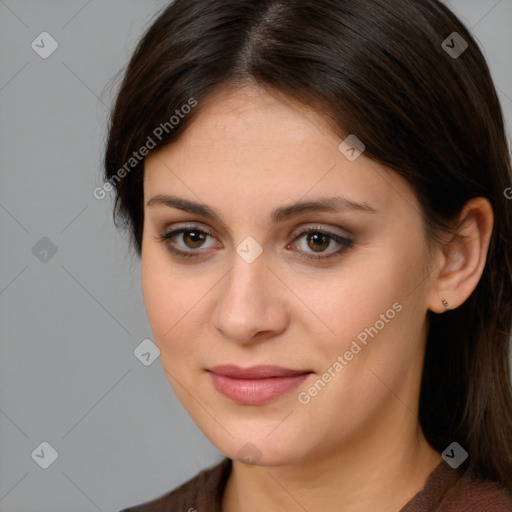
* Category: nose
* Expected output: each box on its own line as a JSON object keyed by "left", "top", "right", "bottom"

{"left": 212, "top": 251, "right": 289, "bottom": 345}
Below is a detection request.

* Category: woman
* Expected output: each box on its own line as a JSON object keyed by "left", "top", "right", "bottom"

{"left": 104, "top": 0, "right": 512, "bottom": 510}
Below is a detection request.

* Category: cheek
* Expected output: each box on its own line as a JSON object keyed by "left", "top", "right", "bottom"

{"left": 140, "top": 249, "right": 212, "bottom": 365}
{"left": 141, "top": 250, "right": 168, "bottom": 329}
{"left": 141, "top": 224, "right": 426, "bottom": 365}
{"left": 141, "top": 249, "right": 185, "bottom": 342}
{"left": 298, "top": 262, "right": 400, "bottom": 340}
{"left": 300, "top": 241, "right": 426, "bottom": 371}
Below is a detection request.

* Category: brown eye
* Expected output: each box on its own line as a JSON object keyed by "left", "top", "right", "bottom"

{"left": 286, "top": 227, "right": 354, "bottom": 261}
{"left": 157, "top": 226, "right": 218, "bottom": 259}
{"left": 306, "top": 232, "right": 331, "bottom": 252}
{"left": 157, "top": 225, "right": 354, "bottom": 262}
{"left": 181, "top": 230, "right": 207, "bottom": 249}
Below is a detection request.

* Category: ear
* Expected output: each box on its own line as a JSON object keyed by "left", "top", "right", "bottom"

{"left": 427, "top": 197, "right": 494, "bottom": 314}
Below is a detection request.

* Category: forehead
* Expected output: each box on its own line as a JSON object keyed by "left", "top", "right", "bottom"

{"left": 184, "top": 85, "right": 337, "bottom": 143}
{"left": 145, "top": 85, "right": 342, "bottom": 172}
{"left": 143, "top": 85, "right": 417, "bottom": 221}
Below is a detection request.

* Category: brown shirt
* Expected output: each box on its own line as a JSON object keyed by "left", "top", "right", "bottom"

{"left": 119, "top": 458, "right": 512, "bottom": 511}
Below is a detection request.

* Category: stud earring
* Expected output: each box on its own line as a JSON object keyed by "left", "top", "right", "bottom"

{"left": 442, "top": 298, "right": 449, "bottom": 309}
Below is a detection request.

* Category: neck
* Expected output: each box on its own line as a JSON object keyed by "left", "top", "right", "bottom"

{"left": 222, "top": 405, "right": 442, "bottom": 512}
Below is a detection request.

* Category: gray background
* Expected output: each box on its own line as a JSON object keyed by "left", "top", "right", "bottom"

{"left": 0, "top": 1, "right": 511, "bottom": 511}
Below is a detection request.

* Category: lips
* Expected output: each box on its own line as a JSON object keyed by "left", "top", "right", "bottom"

{"left": 207, "top": 365, "right": 313, "bottom": 405}
{"left": 208, "top": 364, "right": 311, "bottom": 379}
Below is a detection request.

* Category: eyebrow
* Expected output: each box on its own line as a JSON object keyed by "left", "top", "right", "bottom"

{"left": 146, "top": 194, "right": 380, "bottom": 224}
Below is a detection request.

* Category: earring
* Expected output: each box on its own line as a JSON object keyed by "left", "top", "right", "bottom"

{"left": 442, "top": 298, "right": 449, "bottom": 309}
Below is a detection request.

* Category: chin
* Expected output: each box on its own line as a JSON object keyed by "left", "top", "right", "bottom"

{"left": 199, "top": 423, "right": 310, "bottom": 468}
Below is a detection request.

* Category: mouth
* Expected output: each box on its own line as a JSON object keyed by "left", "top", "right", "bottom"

{"left": 206, "top": 365, "right": 314, "bottom": 405}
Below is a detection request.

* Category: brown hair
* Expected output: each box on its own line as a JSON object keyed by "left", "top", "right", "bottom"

{"left": 103, "top": 0, "right": 512, "bottom": 488}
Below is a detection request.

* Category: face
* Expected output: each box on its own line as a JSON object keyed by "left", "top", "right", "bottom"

{"left": 141, "top": 85, "right": 434, "bottom": 467}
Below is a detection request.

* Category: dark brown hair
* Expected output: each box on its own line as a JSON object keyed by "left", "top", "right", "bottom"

{"left": 104, "top": 0, "right": 512, "bottom": 488}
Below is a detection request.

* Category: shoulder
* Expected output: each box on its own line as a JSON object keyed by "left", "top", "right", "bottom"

{"left": 118, "top": 457, "right": 232, "bottom": 512}
{"left": 401, "top": 461, "right": 512, "bottom": 512}
{"left": 438, "top": 471, "right": 512, "bottom": 511}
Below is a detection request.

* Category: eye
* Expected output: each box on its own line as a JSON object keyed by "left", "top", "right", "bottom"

{"left": 156, "top": 225, "right": 218, "bottom": 258}
{"left": 156, "top": 224, "right": 354, "bottom": 261}
{"left": 287, "top": 226, "right": 354, "bottom": 261}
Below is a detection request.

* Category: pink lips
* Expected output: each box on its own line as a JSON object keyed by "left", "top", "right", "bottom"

{"left": 207, "top": 365, "right": 313, "bottom": 405}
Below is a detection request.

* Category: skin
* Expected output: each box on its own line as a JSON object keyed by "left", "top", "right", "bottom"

{"left": 141, "top": 84, "right": 494, "bottom": 512}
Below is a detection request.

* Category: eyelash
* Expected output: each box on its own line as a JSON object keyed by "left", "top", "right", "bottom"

{"left": 156, "top": 224, "right": 354, "bottom": 262}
